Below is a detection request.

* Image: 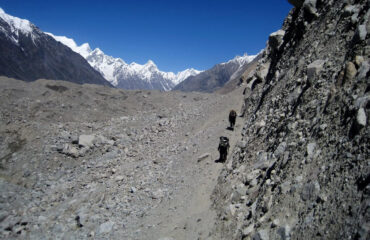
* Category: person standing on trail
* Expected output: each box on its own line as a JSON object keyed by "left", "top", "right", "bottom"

{"left": 229, "top": 110, "right": 237, "bottom": 130}
{"left": 218, "top": 136, "right": 230, "bottom": 162}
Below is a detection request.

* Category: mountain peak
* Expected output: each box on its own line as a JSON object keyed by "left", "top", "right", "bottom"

{"left": 0, "top": 8, "right": 34, "bottom": 35}
{"left": 145, "top": 60, "right": 156, "bottom": 67}
{"left": 92, "top": 48, "right": 104, "bottom": 55}
{"left": 46, "top": 32, "right": 92, "bottom": 58}
{"left": 220, "top": 53, "right": 256, "bottom": 66}
{"left": 47, "top": 33, "right": 201, "bottom": 89}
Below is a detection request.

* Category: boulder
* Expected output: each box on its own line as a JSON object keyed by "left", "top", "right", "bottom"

{"left": 253, "top": 229, "right": 270, "bottom": 240}
{"left": 78, "top": 134, "right": 95, "bottom": 148}
{"left": 269, "top": 30, "right": 285, "bottom": 52}
{"left": 307, "top": 60, "right": 325, "bottom": 82}
{"left": 356, "top": 108, "right": 367, "bottom": 127}
{"left": 62, "top": 144, "right": 79, "bottom": 158}
{"left": 357, "top": 61, "right": 370, "bottom": 79}
{"left": 357, "top": 24, "right": 367, "bottom": 41}
{"left": 303, "top": 0, "right": 319, "bottom": 18}
{"left": 301, "top": 181, "right": 320, "bottom": 201}
{"left": 345, "top": 62, "right": 357, "bottom": 83}
{"left": 98, "top": 221, "right": 115, "bottom": 234}
{"left": 354, "top": 56, "right": 364, "bottom": 68}
{"left": 306, "top": 142, "right": 317, "bottom": 157}
{"left": 243, "top": 223, "right": 255, "bottom": 237}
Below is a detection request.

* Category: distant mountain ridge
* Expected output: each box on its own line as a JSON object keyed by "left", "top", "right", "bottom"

{"left": 47, "top": 33, "right": 202, "bottom": 91}
{"left": 0, "top": 8, "right": 111, "bottom": 86}
{"left": 173, "top": 54, "right": 256, "bottom": 92}
{"left": 0, "top": 7, "right": 256, "bottom": 92}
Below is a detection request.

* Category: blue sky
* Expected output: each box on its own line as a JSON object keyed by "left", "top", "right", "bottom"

{"left": 1, "top": 0, "right": 292, "bottom": 72}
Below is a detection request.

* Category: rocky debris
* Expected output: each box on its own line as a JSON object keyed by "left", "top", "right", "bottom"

{"left": 212, "top": 0, "right": 370, "bottom": 239}
{"left": 0, "top": 76, "right": 241, "bottom": 239}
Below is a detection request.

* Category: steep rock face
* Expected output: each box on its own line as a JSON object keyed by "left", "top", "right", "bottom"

{"left": 173, "top": 54, "right": 256, "bottom": 93}
{"left": 212, "top": 0, "right": 369, "bottom": 239}
{"left": 0, "top": 9, "right": 111, "bottom": 86}
{"left": 217, "top": 54, "right": 262, "bottom": 94}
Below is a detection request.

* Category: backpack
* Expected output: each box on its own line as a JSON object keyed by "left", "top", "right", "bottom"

{"left": 229, "top": 110, "right": 237, "bottom": 118}
{"left": 219, "top": 136, "right": 229, "bottom": 149}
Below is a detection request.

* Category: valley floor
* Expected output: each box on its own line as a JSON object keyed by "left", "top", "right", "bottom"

{"left": 0, "top": 77, "right": 245, "bottom": 240}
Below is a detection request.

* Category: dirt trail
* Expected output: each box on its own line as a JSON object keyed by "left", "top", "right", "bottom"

{"left": 141, "top": 87, "right": 245, "bottom": 240}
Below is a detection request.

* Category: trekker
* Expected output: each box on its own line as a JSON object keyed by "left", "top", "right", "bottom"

{"left": 229, "top": 110, "right": 237, "bottom": 130}
{"left": 218, "top": 136, "right": 230, "bottom": 162}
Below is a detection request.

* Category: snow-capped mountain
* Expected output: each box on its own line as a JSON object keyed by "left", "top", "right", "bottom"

{"left": 0, "top": 8, "right": 111, "bottom": 86}
{"left": 47, "top": 33, "right": 202, "bottom": 91}
{"left": 173, "top": 54, "right": 257, "bottom": 92}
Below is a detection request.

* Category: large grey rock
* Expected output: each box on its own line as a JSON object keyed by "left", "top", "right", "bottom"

{"left": 345, "top": 62, "right": 357, "bottom": 82}
{"left": 357, "top": 24, "right": 367, "bottom": 41}
{"left": 355, "top": 95, "right": 370, "bottom": 109}
{"left": 98, "top": 221, "right": 115, "bottom": 234}
{"left": 303, "top": 0, "right": 319, "bottom": 18}
{"left": 356, "top": 108, "right": 367, "bottom": 127}
{"left": 307, "top": 60, "right": 325, "bottom": 82}
{"left": 301, "top": 181, "right": 320, "bottom": 201}
{"left": 253, "top": 229, "right": 270, "bottom": 240}
{"left": 254, "top": 152, "right": 275, "bottom": 170}
{"left": 306, "top": 142, "right": 317, "bottom": 157}
{"left": 269, "top": 30, "right": 285, "bottom": 51}
{"left": 357, "top": 61, "right": 370, "bottom": 79}
{"left": 255, "top": 62, "right": 270, "bottom": 82}
{"left": 62, "top": 144, "right": 79, "bottom": 158}
{"left": 78, "top": 134, "right": 95, "bottom": 148}
{"left": 277, "top": 225, "right": 291, "bottom": 240}
{"left": 243, "top": 223, "right": 255, "bottom": 237}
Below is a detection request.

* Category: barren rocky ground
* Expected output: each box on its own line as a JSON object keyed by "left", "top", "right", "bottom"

{"left": 0, "top": 76, "right": 245, "bottom": 239}
{"left": 1, "top": 1, "right": 369, "bottom": 240}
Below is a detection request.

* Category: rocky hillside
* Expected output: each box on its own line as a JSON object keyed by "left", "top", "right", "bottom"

{"left": 173, "top": 54, "right": 256, "bottom": 93}
{"left": 217, "top": 54, "right": 262, "bottom": 94}
{"left": 212, "top": 0, "right": 369, "bottom": 239}
{"left": 0, "top": 9, "right": 111, "bottom": 86}
{"left": 0, "top": 1, "right": 369, "bottom": 239}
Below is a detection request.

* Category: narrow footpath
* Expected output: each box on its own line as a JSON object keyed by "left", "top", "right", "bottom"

{"left": 140, "top": 87, "right": 245, "bottom": 240}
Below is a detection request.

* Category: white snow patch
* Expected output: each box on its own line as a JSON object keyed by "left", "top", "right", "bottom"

{"left": 0, "top": 8, "right": 33, "bottom": 35}
{"left": 46, "top": 32, "right": 92, "bottom": 58}
{"left": 222, "top": 53, "right": 257, "bottom": 66}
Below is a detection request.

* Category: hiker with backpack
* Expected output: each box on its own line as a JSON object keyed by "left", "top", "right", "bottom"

{"left": 229, "top": 110, "right": 237, "bottom": 130}
{"left": 218, "top": 136, "right": 230, "bottom": 162}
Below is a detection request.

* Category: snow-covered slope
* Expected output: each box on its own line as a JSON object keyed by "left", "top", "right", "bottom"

{"left": 173, "top": 53, "right": 257, "bottom": 92}
{"left": 47, "top": 33, "right": 202, "bottom": 91}
{"left": 0, "top": 8, "right": 33, "bottom": 34}
{"left": 222, "top": 54, "right": 256, "bottom": 66}
{"left": 0, "top": 8, "right": 111, "bottom": 86}
{"left": 0, "top": 8, "right": 39, "bottom": 44}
